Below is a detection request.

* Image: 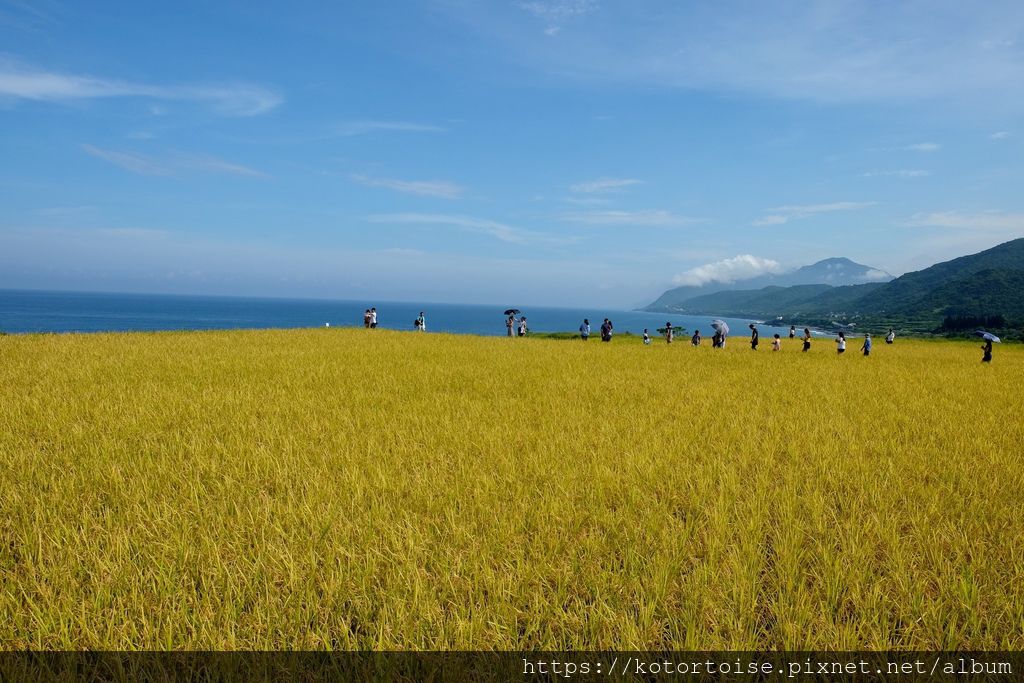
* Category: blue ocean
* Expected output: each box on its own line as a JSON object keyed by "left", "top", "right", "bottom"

{"left": 0, "top": 289, "right": 795, "bottom": 339}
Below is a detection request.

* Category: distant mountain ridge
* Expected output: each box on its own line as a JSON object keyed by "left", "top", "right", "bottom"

{"left": 645, "top": 257, "right": 893, "bottom": 312}
{"left": 644, "top": 238, "right": 1024, "bottom": 332}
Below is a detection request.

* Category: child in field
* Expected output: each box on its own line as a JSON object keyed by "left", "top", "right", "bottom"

{"left": 749, "top": 324, "right": 759, "bottom": 350}
{"left": 580, "top": 319, "right": 590, "bottom": 341}
{"left": 664, "top": 323, "right": 673, "bottom": 344}
{"left": 691, "top": 330, "right": 701, "bottom": 346}
{"left": 643, "top": 329, "right": 651, "bottom": 345}
{"left": 802, "top": 328, "right": 812, "bottom": 352}
{"left": 886, "top": 328, "right": 895, "bottom": 344}
{"left": 518, "top": 316, "right": 528, "bottom": 337}
{"left": 981, "top": 339, "right": 993, "bottom": 363}
{"left": 772, "top": 334, "right": 781, "bottom": 351}
{"left": 835, "top": 332, "right": 846, "bottom": 354}
{"left": 861, "top": 333, "right": 872, "bottom": 356}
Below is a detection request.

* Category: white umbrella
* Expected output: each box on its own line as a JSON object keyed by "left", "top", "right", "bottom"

{"left": 711, "top": 319, "right": 730, "bottom": 336}
{"left": 974, "top": 330, "right": 1001, "bottom": 343}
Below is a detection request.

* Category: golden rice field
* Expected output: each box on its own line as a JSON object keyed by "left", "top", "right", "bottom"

{"left": 1, "top": 328, "right": 1023, "bottom": 650}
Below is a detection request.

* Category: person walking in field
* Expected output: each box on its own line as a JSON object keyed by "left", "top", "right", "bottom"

{"left": 606, "top": 318, "right": 614, "bottom": 341}
{"left": 369, "top": 307, "right": 378, "bottom": 329}
{"left": 415, "top": 311, "right": 425, "bottom": 331}
{"left": 363, "top": 309, "right": 371, "bottom": 328}
{"left": 861, "top": 333, "right": 872, "bottom": 356}
{"left": 981, "top": 338, "right": 993, "bottom": 363}
{"left": 691, "top": 329, "right": 701, "bottom": 346}
{"left": 643, "top": 328, "right": 651, "bottom": 345}
{"left": 802, "top": 328, "right": 812, "bottom": 352}
{"left": 886, "top": 328, "right": 895, "bottom": 344}
{"left": 580, "top": 319, "right": 590, "bottom": 340}
{"left": 518, "top": 316, "right": 528, "bottom": 337}
{"left": 772, "top": 333, "right": 781, "bottom": 351}
{"left": 749, "top": 324, "right": 759, "bottom": 350}
{"left": 506, "top": 315, "right": 515, "bottom": 337}
{"left": 835, "top": 331, "right": 846, "bottom": 354}
{"left": 664, "top": 322, "right": 673, "bottom": 344}
{"left": 789, "top": 325, "right": 796, "bottom": 339}
{"left": 712, "top": 330, "right": 722, "bottom": 348}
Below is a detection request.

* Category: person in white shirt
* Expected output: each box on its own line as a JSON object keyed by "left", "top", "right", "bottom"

{"left": 886, "top": 328, "right": 895, "bottom": 344}
{"left": 416, "top": 312, "right": 425, "bottom": 331}
{"left": 772, "top": 334, "right": 781, "bottom": 351}
{"left": 835, "top": 332, "right": 846, "bottom": 354}
{"left": 518, "top": 316, "right": 528, "bottom": 337}
{"left": 643, "top": 329, "right": 651, "bottom": 345}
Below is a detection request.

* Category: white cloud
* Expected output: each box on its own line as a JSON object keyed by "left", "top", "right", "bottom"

{"left": 752, "top": 201, "right": 875, "bottom": 226}
{"left": 0, "top": 60, "right": 281, "bottom": 116}
{"left": 861, "top": 169, "right": 930, "bottom": 178}
{"left": 862, "top": 269, "right": 892, "bottom": 282}
{"left": 903, "top": 142, "right": 941, "bottom": 152}
{"left": 561, "top": 209, "right": 699, "bottom": 227}
{"left": 569, "top": 177, "right": 642, "bottom": 193}
{"left": 335, "top": 120, "right": 447, "bottom": 136}
{"left": 518, "top": 0, "right": 597, "bottom": 34}
{"left": 444, "top": 4, "right": 1024, "bottom": 109}
{"left": 563, "top": 196, "right": 612, "bottom": 205}
{"left": 990, "top": 131, "right": 1010, "bottom": 139}
{"left": 672, "top": 255, "right": 784, "bottom": 287}
{"left": 906, "top": 211, "right": 1024, "bottom": 232}
{"left": 349, "top": 174, "right": 465, "bottom": 199}
{"left": 82, "top": 144, "right": 266, "bottom": 178}
{"left": 366, "top": 213, "right": 575, "bottom": 246}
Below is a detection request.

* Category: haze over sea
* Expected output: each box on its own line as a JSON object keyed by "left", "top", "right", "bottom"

{"left": 0, "top": 289, "right": 795, "bottom": 339}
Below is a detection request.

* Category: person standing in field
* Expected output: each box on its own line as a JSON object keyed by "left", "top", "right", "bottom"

{"left": 643, "top": 328, "right": 651, "bottom": 345}
{"left": 664, "top": 322, "right": 673, "bottom": 344}
{"left": 518, "top": 316, "right": 528, "bottom": 337}
{"left": 691, "top": 329, "right": 701, "bottom": 346}
{"left": 981, "top": 338, "right": 993, "bottom": 363}
{"left": 749, "top": 324, "right": 759, "bottom": 350}
{"left": 712, "top": 330, "right": 722, "bottom": 348}
{"left": 415, "top": 311, "right": 425, "bottom": 331}
{"left": 363, "top": 309, "right": 371, "bottom": 328}
{"left": 886, "top": 328, "right": 895, "bottom": 344}
{"left": 580, "top": 318, "right": 590, "bottom": 341}
{"left": 835, "top": 332, "right": 846, "bottom": 354}
{"left": 789, "top": 325, "right": 796, "bottom": 339}
{"left": 772, "top": 333, "right": 781, "bottom": 351}
{"left": 506, "top": 315, "right": 515, "bottom": 337}
{"left": 606, "top": 318, "right": 614, "bottom": 341}
{"left": 861, "top": 333, "right": 872, "bottom": 356}
{"left": 802, "top": 328, "right": 812, "bottom": 352}
{"left": 369, "top": 307, "right": 378, "bottom": 329}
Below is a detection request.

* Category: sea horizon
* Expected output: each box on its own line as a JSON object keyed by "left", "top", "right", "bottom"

{"left": 0, "top": 288, "right": 799, "bottom": 339}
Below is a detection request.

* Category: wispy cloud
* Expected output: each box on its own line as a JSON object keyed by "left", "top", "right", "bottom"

{"left": 563, "top": 196, "right": 612, "bottom": 206}
{"left": 349, "top": 174, "right": 464, "bottom": 199}
{"left": 446, "top": 4, "right": 1024, "bottom": 109}
{"left": 518, "top": 0, "right": 597, "bottom": 35}
{"left": 335, "top": 120, "right": 447, "bottom": 136}
{"left": 81, "top": 144, "right": 171, "bottom": 176}
{"left": 367, "top": 213, "right": 574, "bottom": 246}
{"left": 861, "top": 169, "right": 930, "bottom": 178}
{"left": 82, "top": 144, "right": 266, "bottom": 178}
{"left": 561, "top": 209, "right": 699, "bottom": 227}
{"left": 752, "top": 201, "right": 875, "bottom": 226}
{"left": 569, "top": 177, "right": 641, "bottom": 193}
{"left": 673, "top": 255, "right": 784, "bottom": 287}
{"left": 990, "top": 131, "right": 1011, "bottom": 139}
{"left": 0, "top": 60, "right": 281, "bottom": 116}
{"left": 902, "top": 142, "right": 941, "bottom": 152}
{"left": 906, "top": 211, "right": 1024, "bottom": 232}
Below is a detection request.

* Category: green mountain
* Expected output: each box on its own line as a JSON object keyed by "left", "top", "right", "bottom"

{"left": 644, "top": 257, "right": 891, "bottom": 312}
{"left": 643, "top": 238, "right": 1024, "bottom": 333}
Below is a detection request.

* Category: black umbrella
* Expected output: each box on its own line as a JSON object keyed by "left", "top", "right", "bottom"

{"left": 503, "top": 309, "right": 521, "bottom": 316}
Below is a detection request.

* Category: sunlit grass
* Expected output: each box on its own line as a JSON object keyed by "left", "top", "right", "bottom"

{"left": 1, "top": 328, "right": 1022, "bottom": 649}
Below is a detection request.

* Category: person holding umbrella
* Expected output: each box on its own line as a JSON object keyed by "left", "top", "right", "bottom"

{"left": 749, "top": 324, "right": 759, "bottom": 350}
{"left": 975, "top": 330, "right": 1000, "bottom": 362}
{"left": 711, "top": 319, "right": 729, "bottom": 348}
{"left": 504, "top": 309, "right": 519, "bottom": 337}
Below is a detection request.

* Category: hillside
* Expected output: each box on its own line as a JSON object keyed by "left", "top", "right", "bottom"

{"left": 645, "top": 257, "right": 891, "bottom": 312}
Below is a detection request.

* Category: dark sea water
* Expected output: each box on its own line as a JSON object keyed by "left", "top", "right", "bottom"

{"left": 0, "top": 289, "right": 795, "bottom": 339}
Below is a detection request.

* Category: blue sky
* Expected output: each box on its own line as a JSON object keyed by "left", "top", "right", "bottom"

{"left": 2, "top": 0, "right": 1023, "bottom": 308}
